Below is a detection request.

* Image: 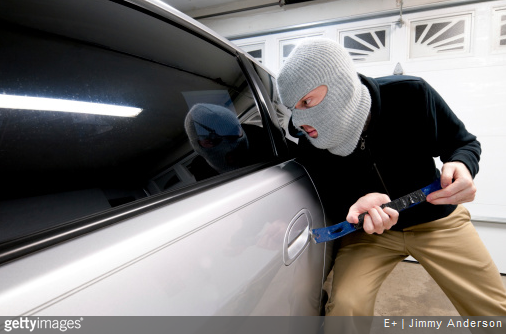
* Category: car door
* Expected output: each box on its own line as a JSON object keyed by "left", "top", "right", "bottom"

{"left": 0, "top": 0, "right": 331, "bottom": 318}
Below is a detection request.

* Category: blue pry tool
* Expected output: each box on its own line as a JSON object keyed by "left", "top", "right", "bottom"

{"left": 311, "top": 178, "right": 442, "bottom": 243}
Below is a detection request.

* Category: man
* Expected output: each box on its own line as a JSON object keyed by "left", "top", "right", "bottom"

{"left": 276, "top": 37, "right": 506, "bottom": 316}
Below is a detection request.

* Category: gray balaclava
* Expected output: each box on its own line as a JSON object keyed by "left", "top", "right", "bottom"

{"left": 185, "top": 103, "right": 249, "bottom": 173}
{"left": 277, "top": 38, "right": 371, "bottom": 156}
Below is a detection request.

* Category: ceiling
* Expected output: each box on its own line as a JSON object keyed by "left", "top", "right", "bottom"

{"left": 162, "top": 0, "right": 247, "bottom": 14}
{"left": 160, "top": 0, "right": 297, "bottom": 18}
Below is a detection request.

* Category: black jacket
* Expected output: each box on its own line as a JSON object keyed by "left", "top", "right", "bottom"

{"left": 291, "top": 74, "right": 481, "bottom": 230}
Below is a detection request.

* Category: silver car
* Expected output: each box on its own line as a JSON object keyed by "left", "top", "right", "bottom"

{"left": 0, "top": 0, "right": 332, "bottom": 320}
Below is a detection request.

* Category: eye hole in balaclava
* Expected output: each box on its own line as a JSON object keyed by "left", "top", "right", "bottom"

{"left": 185, "top": 103, "right": 249, "bottom": 173}
{"left": 293, "top": 85, "right": 329, "bottom": 111}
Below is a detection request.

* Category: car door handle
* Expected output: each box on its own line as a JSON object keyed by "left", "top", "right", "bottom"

{"left": 283, "top": 209, "right": 312, "bottom": 266}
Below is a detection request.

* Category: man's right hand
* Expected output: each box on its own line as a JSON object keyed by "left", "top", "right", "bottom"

{"left": 346, "top": 193, "right": 399, "bottom": 234}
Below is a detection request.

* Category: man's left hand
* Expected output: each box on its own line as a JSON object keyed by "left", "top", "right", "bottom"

{"left": 426, "top": 161, "right": 477, "bottom": 205}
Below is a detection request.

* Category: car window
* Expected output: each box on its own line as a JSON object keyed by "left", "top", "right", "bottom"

{"left": 0, "top": 0, "right": 274, "bottom": 244}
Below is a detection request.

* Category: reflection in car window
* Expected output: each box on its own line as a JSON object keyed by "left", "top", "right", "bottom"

{"left": 185, "top": 104, "right": 249, "bottom": 176}
{"left": 0, "top": 0, "right": 273, "bottom": 243}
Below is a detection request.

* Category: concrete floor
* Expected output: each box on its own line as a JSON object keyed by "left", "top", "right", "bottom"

{"left": 374, "top": 261, "right": 506, "bottom": 316}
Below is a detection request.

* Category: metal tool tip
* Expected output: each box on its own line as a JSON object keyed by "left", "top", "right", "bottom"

{"left": 310, "top": 230, "right": 318, "bottom": 244}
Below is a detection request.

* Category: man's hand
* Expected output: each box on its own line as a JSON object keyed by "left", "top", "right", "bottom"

{"left": 346, "top": 193, "right": 399, "bottom": 234}
{"left": 426, "top": 162, "right": 477, "bottom": 205}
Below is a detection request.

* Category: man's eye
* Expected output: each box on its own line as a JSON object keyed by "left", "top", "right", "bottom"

{"left": 303, "top": 98, "right": 312, "bottom": 106}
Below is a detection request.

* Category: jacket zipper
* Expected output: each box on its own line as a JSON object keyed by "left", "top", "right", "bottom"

{"left": 360, "top": 135, "right": 366, "bottom": 151}
{"left": 360, "top": 135, "right": 391, "bottom": 197}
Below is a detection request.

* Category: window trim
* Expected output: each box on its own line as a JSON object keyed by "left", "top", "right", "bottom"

{"left": 236, "top": 53, "right": 290, "bottom": 159}
{"left": 492, "top": 6, "right": 506, "bottom": 53}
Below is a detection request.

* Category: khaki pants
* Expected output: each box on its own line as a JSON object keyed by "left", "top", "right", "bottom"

{"left": 325, "top": 205, "right": 506, "bottom": 316}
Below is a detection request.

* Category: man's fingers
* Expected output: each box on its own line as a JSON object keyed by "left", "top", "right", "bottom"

{"left": 427, "top": 178, "right": 460, "bottom": 201}
{"left": 347, "top": 193, "right": 391, "bottom": 223}
{"left": 348, "top": 193, "right": 398, "bottom": 234}
{"left": 383, "top": 206, "right": 399, "bottom": 218}
{"left": 440, "top": 166, "right": 455, "bottom": 189}
{"left": 368, "top": 207, "right": 384, "bottom": 234}
{"left": 375, "top": 205, "right": 390, "bottom": 221}
{"left": 427, "top": 178, "right": 476, "bottom": 204}
{"left": 364, "top": 213, "right": 385, "bottom": 234}
{"left": 375, "top": 206, "right": 397, "bottom": 230}
{"left": 362, "top": 206, "right": 398, "bottom": 234}
{"left": 429, "top": 187, "right": 475, "bottom": 205}
{"left": 427, "top": 187, "right": 451, "bottom": 202}
{"left": 383, "top": 207, "right": 399, "bottom": 228}
{"left": 346, "top": 212, "right": 358, "bottom": 224}
{"left": 362, "top": 214, "right": 374, "bottom": 234}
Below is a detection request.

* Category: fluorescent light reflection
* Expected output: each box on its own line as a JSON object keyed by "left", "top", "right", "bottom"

{"left": 0, "top": 94, "right": 142, "bottom": 117}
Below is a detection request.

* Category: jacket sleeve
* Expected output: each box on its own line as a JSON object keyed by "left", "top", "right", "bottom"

{"left": 424, "top": 80, "right": 481, "bottom": 178}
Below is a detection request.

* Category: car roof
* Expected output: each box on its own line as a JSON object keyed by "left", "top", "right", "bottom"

{"left": 128, "top": 0, "right": 272, "bottom": 74}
